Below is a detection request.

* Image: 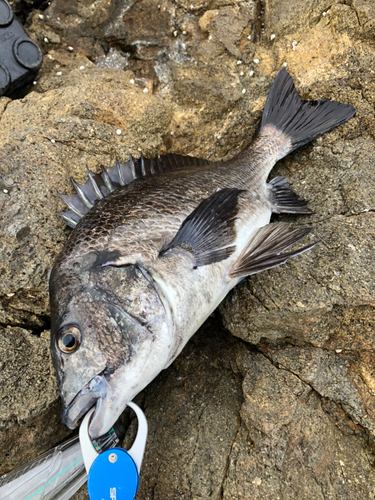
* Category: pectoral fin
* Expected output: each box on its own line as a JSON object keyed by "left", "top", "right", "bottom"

{"left": 229, "top": 223, "right": 316, "bottom": 279}
{"left": 160, "top": 188, "right": 244, "bottom": 267}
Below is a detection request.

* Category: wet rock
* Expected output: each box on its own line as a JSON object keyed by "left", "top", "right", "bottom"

{"left": 0, "top": 0, "right": 375, "bottom": 499}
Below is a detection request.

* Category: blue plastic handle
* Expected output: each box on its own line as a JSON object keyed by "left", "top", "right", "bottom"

{"left": 87, "top": 448, "right": 139, "bottom": 500}
{"left": 79, "top": 402, "right": 148, "bottom": 500}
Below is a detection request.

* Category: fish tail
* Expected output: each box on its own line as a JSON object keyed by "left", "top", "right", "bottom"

{"left": 260, "top": 68, "right": 356, "bottom": 159}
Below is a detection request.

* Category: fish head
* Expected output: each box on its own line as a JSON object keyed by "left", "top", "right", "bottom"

{"left": 50, "top": 251, "right": 171, "bottom": 438}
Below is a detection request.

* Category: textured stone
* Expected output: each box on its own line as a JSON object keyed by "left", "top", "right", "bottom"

{"left": 0, "top": 326, "right": 65, "bottom": 475}
{"left": 1, "top": 0, "right": 375, "bottom": 499}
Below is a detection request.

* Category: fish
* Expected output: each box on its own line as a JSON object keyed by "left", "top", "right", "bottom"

{"left": 49, "top": 69, "right": 356, "bottom": 438}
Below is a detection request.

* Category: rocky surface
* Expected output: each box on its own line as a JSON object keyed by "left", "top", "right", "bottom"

{"left": 1, "top": 0, "right": 375, "bottom": 498}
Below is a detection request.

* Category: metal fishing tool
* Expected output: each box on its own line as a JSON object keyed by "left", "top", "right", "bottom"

{"left": 0, "top": 402, "right": 147, "bottom": 500}
{"left": 79, "top": 402, "right": 148, "bottom": 500}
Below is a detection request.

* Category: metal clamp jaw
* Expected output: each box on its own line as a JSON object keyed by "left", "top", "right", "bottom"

{"left": 79, "top": 402, "right": 148, "bottom": 500}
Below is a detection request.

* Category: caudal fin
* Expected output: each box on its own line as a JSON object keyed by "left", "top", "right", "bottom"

{"left": 261, "top": 69, "right": 356, "bottom": 156}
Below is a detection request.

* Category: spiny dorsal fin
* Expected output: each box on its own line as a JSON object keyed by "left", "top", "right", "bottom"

{"left": 229, "top": 222, "right": 316, "bottom": 279}
{"left": 58, "top": 153, "right": 210, "bottom": 228}
{"left": 269, "top": 176, "right": 313, "bottom": 214}
{"left": 160, "top": 188, "right": 244, "bottom": 267}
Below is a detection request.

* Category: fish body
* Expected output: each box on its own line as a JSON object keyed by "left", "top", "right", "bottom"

{"left": 50, "top": 70, "right": 355, "bottom": 438}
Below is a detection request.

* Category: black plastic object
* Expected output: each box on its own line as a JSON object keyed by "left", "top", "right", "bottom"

{"left": 0, "top": 0, "right": 43, "bottom": 97}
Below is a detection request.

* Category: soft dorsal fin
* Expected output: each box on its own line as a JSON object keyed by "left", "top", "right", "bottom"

{"left": 58, "top": 153, "right": 210, "bottom": 228}
{"left": 160, "top": 188, "right": 244, "bottom": 267}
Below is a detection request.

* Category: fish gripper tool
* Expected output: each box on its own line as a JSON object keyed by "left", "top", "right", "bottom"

{"left": 79, "top": 402, "right": 148, "bottom": 500}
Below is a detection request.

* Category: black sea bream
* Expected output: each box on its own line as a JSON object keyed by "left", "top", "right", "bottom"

{"left": 49, "top": 69, "right": 355, "bottom": 438}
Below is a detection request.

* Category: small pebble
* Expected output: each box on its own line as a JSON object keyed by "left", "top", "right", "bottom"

{"left": 116, "top": 129, "right": 122, "bottom": 135}
{"left": 270, "top": 34, "right": 275, "bottom": 40}
{"left": 292, "top": 40, "right": 298, "bottom": 50}
{"left": 79, "top": 66, "right": 85, "bottom": 70}
{"left": 47, "top": 54, "right": 53, "bottom": 60}
{"left": 240, "top": 71, "right": 244, "bottom": 76}
{"left": 247, "top": 35, "right": 251, "bottom": 40}
{"left": 130, "top": 79, "right": 135, "bottom": 84}
{"left": 335, "top": 349, "right": 343, "bottom": 353}
{"left": 170, "top": 131, "right": 174, "bottom": 136}
{"left": 283, "top": 62, "right": 288, "bottom": 67}
{"left": 253, "top": 58, "right": 259, "bottom": 64}
{"left": 182, "top": 30, "right": 187, "bottom": 35}
{"left": 44, "top": 37, "right": 49, "bottom": 43}
{"left": 6, "top": 292, "right": 14, "bottom": 297}
{"left": 217, "top": 134, "right": 222, "bottom": 139}
{"left": 249, "top": 70, "right": 254, "bottom": 76}
{"left": 237, "top": 60, "right": 242, "bottom": 65}
{"left": 56, "top": 71, "right": 62, "bottom": 76}
{"left": 173, "top": 30, "right": 178, "bottom": 37}
{"left": 51, "top": 139, "right": 56, "bottom": 143}
{"left": 242, "top": 88, "right": 246, "bottom": 94}
{"left": 3, "top": 189, "right": 8, "bottom": 194}
{"left": 33, "top": 81, "right": 37, "bottom": 85}
{"left": 68, "top": 46, "right": 74, "bottom": 51}
{"left": 322, "top": 11, "right": 326, "bottom": 16}
{"left": 39, "top": 14, "right": 44, "bottom": 20}
{"left": 143, "top": 88, "right": 148, "bottom": 93}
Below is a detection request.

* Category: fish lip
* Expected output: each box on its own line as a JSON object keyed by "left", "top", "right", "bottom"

{"left": 61, "top": 373, "right": 107, "bottom": 430}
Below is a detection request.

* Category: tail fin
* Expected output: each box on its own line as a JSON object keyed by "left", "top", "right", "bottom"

{"left": 261, "top": 69, "right": 356, "bottom": 155}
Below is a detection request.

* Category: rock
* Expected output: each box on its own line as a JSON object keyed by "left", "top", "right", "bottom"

{"left": 1, "top": 0, "right": 375, "bottom": 499}
{"left": 0, "top": 66, "right": 174, "bottom": 330}
{"left": 223, "top": 349, "right": 375, "bottom": 499}
{"left": 0, "top": 326, "right": 66, "bottom": 476}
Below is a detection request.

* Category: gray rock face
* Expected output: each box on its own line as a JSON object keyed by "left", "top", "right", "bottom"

{"left": 1, "top": 0, "right": 375, "bottom": 499}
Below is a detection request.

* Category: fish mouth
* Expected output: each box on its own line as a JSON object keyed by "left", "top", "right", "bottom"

{"left": 62, "top": 373, "right": 108, "bottom": 433}
{"left": 62, "top": 370, "right": 128, "bottom": 438}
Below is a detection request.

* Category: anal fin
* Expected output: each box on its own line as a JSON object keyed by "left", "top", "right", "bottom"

{"left": 160, "top": 188, "right": 244, "bottom": 267}
{"left": 269, "top": 177, "right": 313, "bottom": 214}
{"left": 229, "top": 222, "right": 316, "bottom": 279}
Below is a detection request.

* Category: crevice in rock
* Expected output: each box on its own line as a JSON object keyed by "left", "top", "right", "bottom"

{"left": 218, "top": 412, "right": 242, "bottom": 500}
{"left": 343, "top": 1, "right": 362, "bottom": 27}
{"left": 0, "top": 317, "right": 50, "bottom": 336}
{"left": 345, "top": 209, "right": 375, "bottom": 217}
{"left": 252, "top": 0, "right": 263, "bottom": 43}
{"left": 255, "top": 344, "right": 375, "bottom": 448}
{"left": 10, "top": 0, "right": 49, "bottom": 25}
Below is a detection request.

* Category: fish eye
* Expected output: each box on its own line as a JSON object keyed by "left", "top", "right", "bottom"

{"left": 58, "top": 325, "right": 81, "bottom": 354}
